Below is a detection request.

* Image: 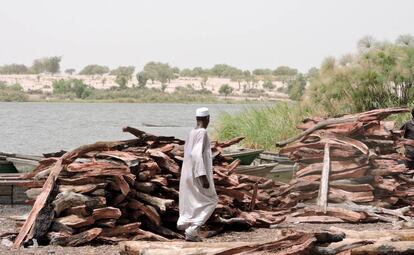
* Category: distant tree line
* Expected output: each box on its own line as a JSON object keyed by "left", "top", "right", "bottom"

{"left": 0, "top": 57, "right": 305, "bottom": 99}
{"left": 0, "top": 57, "right": 62, "bottom": 75}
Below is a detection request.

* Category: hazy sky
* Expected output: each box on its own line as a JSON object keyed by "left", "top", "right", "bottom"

{"left": 1, "top": 0, "right": 413, "bottom": 72}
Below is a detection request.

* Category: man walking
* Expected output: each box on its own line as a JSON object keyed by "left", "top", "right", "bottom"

{"left": 177, "top": 107, "right": 218, "bottom": 242}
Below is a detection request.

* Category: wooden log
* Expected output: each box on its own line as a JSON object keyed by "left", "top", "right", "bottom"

{"left": 28, "top": 183, "right": 59, "bottom": 242}
{"left": 110, "top": 194, "right": 126, "bottom": 206}
{"left": 286, "top": 215, "right": 346, "bottom": 223}
{"left": 276, "top": 107, "right": 408, "bottom": 146}
{"left": 63, "top": 205, "right": 93, "bottom": 217}
{"left": 148, "top": 150, "right": 180, "bottom": 175}
{"left": 13, "top": 158, "right": 64, "bottom": 248}
{"left": 52, "top": 191, "right": 105, "bottom": 216}
{"left": 334, "top": 202, "right": 413, "bottom": 222}
{"left": 250, "top": 183, "right": 258, "bottom": 211}
{"left": 227, "top": 159, "right": 241, "bottom": 175}
{"left": 67, "top": 161, "right": 123, "bottom": 173}
{"left": 62, "top": 141, "right": 125, "bottom": 164}
{"left": 59, "top": 184, "right": 105, "bottom": 194}
{"left": 58, "top": 176, "right": 108, "bottom": 186}
{"left": 160, "top": 186, "right": 179, "bottom": 199}
{"left": 214, "top": 136, "right": 245, "bottom": 148}
{"left": 127, "top": 199, "right": 161, "bottom": 226}
{"left": 142, "top": 222, "right": 184, "bottom": 239}
{"left": 95, "top": 219, "right": 117, "bottom": 228}
{"left": 123, "top": 126, "right": 156, "bottom": 139}
{"left": 119, "top": 241, "right": 252, "bottom": 255}
{"left": 133, "top": 229, "right": 170, "bottom": 241}
{"left": 134, "top": 182, "right": 157, "bottom": 193}
{"left": 351, "top": 241, "right": 414, "bottom": 255}
{"left": 314, "top": 239, "right": 374, "bottom": 255}
{"left": 317, "top": 143, "right": 330, "bottom": 213}
{"left": 329, "top": 188, "right": 374, "bottom": 203}
{"left": 292, "top": 206, "right": 366, "bottom": 222}
{"left": 55, "top": 214, "right": 95, "bottom": 228}
{"left": 135, "top": 191, "right": 174, "bottom": 212}
{"left": 25, "top": 188, "right": 42, "bottom": 200}
{"left": 92, "top": 207, "right": 122, "bottom": 221}
{"left": 90, "top": 188, "right": 106, "bottom": 197}
{"left": 50, "top": 221, "right": 75, "bottom": 235}
{"left": 100, "top": 222, "right": 141, "bottom": 237}
{"left": 329, "top": 227, "right": 414, "bottom": 241}
{"left": 139, "top": 161, "right": 161, "bottom": 173}
{"left": 216, "top": 231, "right": 316, "bottom": 255}
{"left": 113, "top": 176, "right": 130, "bottom": 196}
{"left": 95, "top": 150, "right": 141, "bottom": 166}
{"left": 73, "top": 165, "right": 130, "bottom": 178}
{"left": 95, "top": 236, "right": 129, "bottom": 244}
{"left": 137, "top": 170, "right": 154, "bottom": 181}
{"left": 216, "top": 187, "right": 245, "bottom": 201}
{"left": 48, "top": 228, "right": 102, "bottom": 246}
{"left": 151, "top": 175, "right": 168, "bottom": 186}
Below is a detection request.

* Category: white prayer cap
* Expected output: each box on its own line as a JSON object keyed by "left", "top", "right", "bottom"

{"left": 196, "top": 107, "right": 210, "bottom": 117}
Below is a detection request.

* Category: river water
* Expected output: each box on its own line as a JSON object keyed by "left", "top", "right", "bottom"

{"left": 0, "top": 102, "right": 267, "bottom": 155}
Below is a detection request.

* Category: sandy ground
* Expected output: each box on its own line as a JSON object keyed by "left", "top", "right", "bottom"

{"left": 0, "top": 205, "right": 394, "bottom": 255}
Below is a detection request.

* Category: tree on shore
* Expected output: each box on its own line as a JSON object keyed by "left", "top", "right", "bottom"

{"left": 219, "top": 84, "right": 233, "bottom": 99}
{"left": 52, "top": 79, "right": 92, "bottom": 99}
{"left": 142, "top": 62, "right": 175, "bottom": 84}
{"left": 136, "top": 71, "right": 149, "bottom": 88}
{"left": 111, "top": 66, "right": 135, "bottom": 89}
{"left": 79, "top": 65, "right": 110, "bottom": 75}
{"left": 253, "top": 68, "right": 272, "bottom": 76}
{"left": 65, "top": 68, "right": 76, "bottom": 75}
{"left": 273, "top": 66, "right": 298, "bottom": 83}
{"left": 30, "top": 56, "right": 62, "bottom": 74}
{"left": 0, "top": 64, "right": 29, "bottom": 74}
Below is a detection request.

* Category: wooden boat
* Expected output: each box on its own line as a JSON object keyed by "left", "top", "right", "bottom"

{"left": 0, "top": 173, "right": 32, "bottom": 204}
{"left": 236, "top": 163, "right": 294, "bottom": 183}
{"left": 236, "top": 163, "right": 278, "bottom": 176}
{"left": 222, "top": 149, "right": 264, "bottom": 165}
{"left": 6, "top": 157, "right": 39, "bottom": 173}
{"left": 269, "top": 166, "right": 295, "bottom": 183}
{"left": 0, "top": 160, "right": 18, "bottom": 173}
{"left": 0, "top": 152, "right": 42, "bottom": 173}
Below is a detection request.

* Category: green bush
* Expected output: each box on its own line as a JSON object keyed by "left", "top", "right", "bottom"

{"left": 0, "top": 82, "right": 27, "bottom": 101}
{"left": 52, "top": 79, "right": 92, "bottom": 99}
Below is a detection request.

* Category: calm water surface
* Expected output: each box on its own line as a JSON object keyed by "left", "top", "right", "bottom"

{"left": 0, "top": 102, "right": 267, "bottom": 154}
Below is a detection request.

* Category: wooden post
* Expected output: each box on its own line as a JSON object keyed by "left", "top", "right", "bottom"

{"left": 317, "top": 143, "right": 331, "bottom": 213}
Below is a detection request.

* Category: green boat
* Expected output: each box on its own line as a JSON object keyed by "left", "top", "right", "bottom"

{"left": 0, "top": 160, "right": 18, "bottom": 173}
{"left": 0, "top": 152, "right": 42, "bottom": 173}
{"left": 222, "top": 149, "right": 264, "bottom": 165}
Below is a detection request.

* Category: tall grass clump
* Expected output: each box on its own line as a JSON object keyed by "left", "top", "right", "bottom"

{"left": 215, "top": 102, "right": 322, "bottom": 151}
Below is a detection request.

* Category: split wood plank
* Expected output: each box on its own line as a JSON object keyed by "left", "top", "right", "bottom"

{"left": 317, "top": 143, "right": 331, "bottom": 213}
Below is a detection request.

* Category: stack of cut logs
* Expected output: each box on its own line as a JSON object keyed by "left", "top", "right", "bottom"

{"left": 275, "top": 107, "right": 414, "bottom": 223}
{"left": 15, "top": 127, "right": 285, "bottom": 247}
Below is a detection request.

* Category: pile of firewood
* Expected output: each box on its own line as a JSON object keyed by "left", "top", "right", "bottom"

{"left": 14, "top": 127, "right": 285, "bottom": 247}
{"left": 119, "top": 226, "right": 414, "bottom": 255}
{"left": 274, "top": 107, "right": 414, "bottom": 223}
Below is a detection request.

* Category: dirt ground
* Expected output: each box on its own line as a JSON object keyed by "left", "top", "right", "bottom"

{"left": 0, "top": 205, "right": 394, "bottom": 255}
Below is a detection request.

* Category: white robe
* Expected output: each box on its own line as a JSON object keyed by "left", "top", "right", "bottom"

{"left": 177, "top": 128, "right": 218, "bottom": 230}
